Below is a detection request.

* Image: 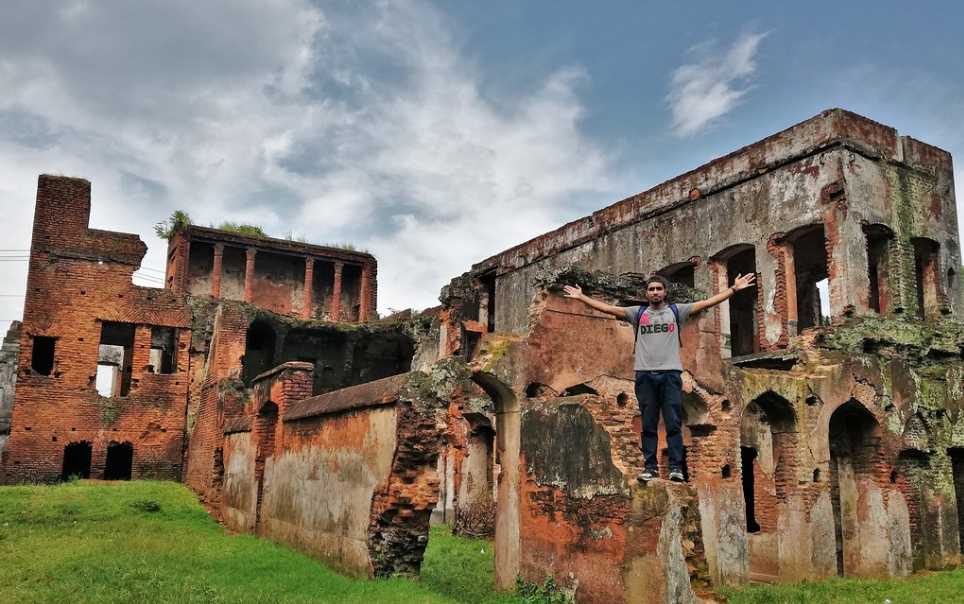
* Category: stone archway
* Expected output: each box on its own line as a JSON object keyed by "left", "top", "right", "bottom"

{"left": 471, "top": 371, "right": 520, "bottom": 590}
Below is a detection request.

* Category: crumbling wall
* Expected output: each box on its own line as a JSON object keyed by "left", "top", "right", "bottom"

{"left": 182, "top": 299, "right": 416, "bottom": 501}
{"left": 0, "top": 322, "right": 21, "bottom": 457}
{"left": 219, "top": 361, "right": 469, "bottom": 577}
{"left": 1, "top": 176, "right": 191, "bottom": 484}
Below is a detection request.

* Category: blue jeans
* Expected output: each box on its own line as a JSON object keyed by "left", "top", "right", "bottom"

{"left": 634, "top": 370, "right": 684, "bottom": 471}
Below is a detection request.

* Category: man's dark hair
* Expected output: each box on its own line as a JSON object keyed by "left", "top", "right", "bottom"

{"left": 646, "top": 274, "right": 671, "bottom": 293}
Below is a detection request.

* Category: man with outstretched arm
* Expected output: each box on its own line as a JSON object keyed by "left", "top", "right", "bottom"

{"left": 563, "top": 272, "right": 755, "bottom": 482}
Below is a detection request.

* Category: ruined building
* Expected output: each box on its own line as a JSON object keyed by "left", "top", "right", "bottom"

{"left": 429, "top": 108, "right": 964, "bottom": 601}
{"left": 1, "top": 108, "right": 962, "bottom": 603}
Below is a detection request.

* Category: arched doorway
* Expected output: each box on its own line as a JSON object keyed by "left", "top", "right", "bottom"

{"left": 471, "top": 371, "right": 520, "bottom": 590}
{"left": 828, "top": 400, "right": 881, "bottom": 576}
{"left": 739, "top": 391, "right": 797, "bottom": 579}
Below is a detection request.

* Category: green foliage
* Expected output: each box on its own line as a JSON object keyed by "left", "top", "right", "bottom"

{"left": 215, "top": 221, "right": 268, "bottom": 238}
{"left": 514, "top": 576, "right": 571, "bottom": 604}
{"left": 153, "top": 210, "right": 192, "bottom": 240}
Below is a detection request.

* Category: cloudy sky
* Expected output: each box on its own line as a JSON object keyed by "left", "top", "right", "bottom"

{"left": 1, "top": 0, "right": 962, "bottom": 328}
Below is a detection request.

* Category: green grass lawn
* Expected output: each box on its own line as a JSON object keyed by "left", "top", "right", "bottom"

{"left": 0, "top": 480, "right": 521, "bottom": 604}
{"left": 720, "top": 568, "right": 964, "bottom": 604}
{"left": 1, "top": 480, "right": 961, "bottom": 603}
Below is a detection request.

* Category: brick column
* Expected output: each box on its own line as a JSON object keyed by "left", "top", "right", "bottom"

{"left": 243, "top": 247, "right": 257, "bottom": 303}
{"left": 330, "top": 261, "right": 343, "bottom": 322}
{"left": 211, "top": 243, "right": 224, "bottom": 298}
{"left": 302, "top": 257, "right": 314, "bottom": 320}
{"left": 359, "top": 263, "right": 371, "bottom": 323}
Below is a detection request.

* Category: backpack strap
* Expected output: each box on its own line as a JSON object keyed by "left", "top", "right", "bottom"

{"left": 634, "top": 303, "right": 682, "bottom": 346}
{"left": 633, "top": 303, "right": 648, "bottom": 346}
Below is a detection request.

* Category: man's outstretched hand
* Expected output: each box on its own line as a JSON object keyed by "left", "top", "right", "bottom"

{"left": 732, "top": 272, "right": 756, "bottom": 291}
{"left": 562, "top": 284, "right": 584, "bottom": 299}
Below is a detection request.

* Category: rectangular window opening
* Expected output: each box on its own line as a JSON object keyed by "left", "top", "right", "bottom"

{"left": 865, "top": 228, "right": 892, "bottom": 314}
{"left": 99, "top": 322, "right": 135, "bottom": 396}
{"left": 31, "top": 336, "right": 56, "bottom": 375}
{"left": 792, "top": 226, "right": 830, "bottom": 330}
{"left": 480, "top": 272, "right": 497, "bottom": 333}
{"left": 149, "top": 326, "right": 177, "bottom": 374}
{"left": 95, "top": 364, "right": 119, "bottom": 397}
{"left": 726, "top": 248, "right": 757, "bottom": 356}
{"left": 913, "top": 238, "right": 940, "bottom": 319}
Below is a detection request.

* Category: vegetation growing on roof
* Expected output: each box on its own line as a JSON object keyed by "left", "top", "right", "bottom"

{"left": 215, "top": 221, "right": 268, "bottom": 238}
{"left": 153, "top": 210, "right": 192, "bottom": 240}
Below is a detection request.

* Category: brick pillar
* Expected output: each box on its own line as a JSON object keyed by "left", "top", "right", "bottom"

{"left": 359, "top": 263, "right": 371, "bottom": 323}
{"left": 211, "top": 243, "right": 224, "bottom": 298}
{"left": 302, "top": 257, "right": 314, "bottom": 320}
{"left": 330, "top": 261, "right": 343, "bottom": 322}
{"left": 244, "top": 247, "right": 257, "bottom": 303}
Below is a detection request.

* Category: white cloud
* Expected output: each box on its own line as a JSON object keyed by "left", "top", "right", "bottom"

{"left": 0, "top": 0, "right": 617, "bottom": 318}
{"left": 667, "top": 31, "right": 768, "bottom": 137}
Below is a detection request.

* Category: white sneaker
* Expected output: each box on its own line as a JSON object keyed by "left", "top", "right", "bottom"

{"left": 668, "top": 469, "right": 685, "bottom": 482}
{"left": 637, "top": 468, "right": 657, "bottom": 482}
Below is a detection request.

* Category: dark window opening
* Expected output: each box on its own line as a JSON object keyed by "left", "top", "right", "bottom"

{"left": 864, "top": 225, "right": 893, "bottom": 314}
{"left": 480, "top": 272, "right": 497, "bottom": 333}
{"left": 243, "top": 320, "right": 277, "bottom": 384}
{"left": 186, "top": 241, "right": 215, "bottom": 298}
{"left": 616, "top": 392, "right": 629, "bottom": 407}
{"left": 31, "top": 336, "right": 56, "bottom": 375}
{"left": 341, "top": 264, "right": 363, "bottom": 322}
{"left": 562, "top": 383, "right": 598, "bottom": 396}
{"left": 657, "top": 262, "right": 696, "bottom": 289}
{"left": 726, "top": 246, "right": 758, "bottom": 356}
{"left": 104, "top": 441, "right": 133, "bottom": 480}
{"left": 149, "top": 326, "right": 177, "bottom": 374}
{"left": 212, "top": 448, "right": 225, "bottom": 489}
{"left": 950, "top": 448, "right": 964, "bottom": 555}
{"left": 741, "top": 446, "right": 760, "bottom": 532}
{"left": 721, "top": 464, "right": 732, "bottom": 479}
{"left": 463, "top": 330, "right": 482, "bottom": 362}
{"left": 61, "top": 441, "right": 92, "bottom": 480}
{"left": 525, "top": 383, "right": 551, "bottom": 398}
{"left": 99, "top": 322, "right": 135, "bottom": 396}
{"left": 912, "top": 238, "right": 940, "bottom": 319}
{"left": 790, "top": 225, "right": 830, "bottom": 329}
{"left": 813, "top": 468, "right": 821, "bottom": 482}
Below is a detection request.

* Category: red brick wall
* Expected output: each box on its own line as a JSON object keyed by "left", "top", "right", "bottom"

{"left": 2, "top": 175, "right": 191, "bottom": 483}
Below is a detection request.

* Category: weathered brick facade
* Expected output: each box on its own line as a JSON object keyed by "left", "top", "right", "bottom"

{"left": 1, "top": 177, "right": 191, "bottom": 482}
{"left": 4, "top": 108, "right": 963, "bottom": 603}
{"left": 425, "top": 109, "right": 964, "bottom": 602}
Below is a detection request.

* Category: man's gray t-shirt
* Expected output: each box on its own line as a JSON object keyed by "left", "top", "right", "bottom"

{"left": 622, "top": 304, "right": 694, "bottom": 371}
